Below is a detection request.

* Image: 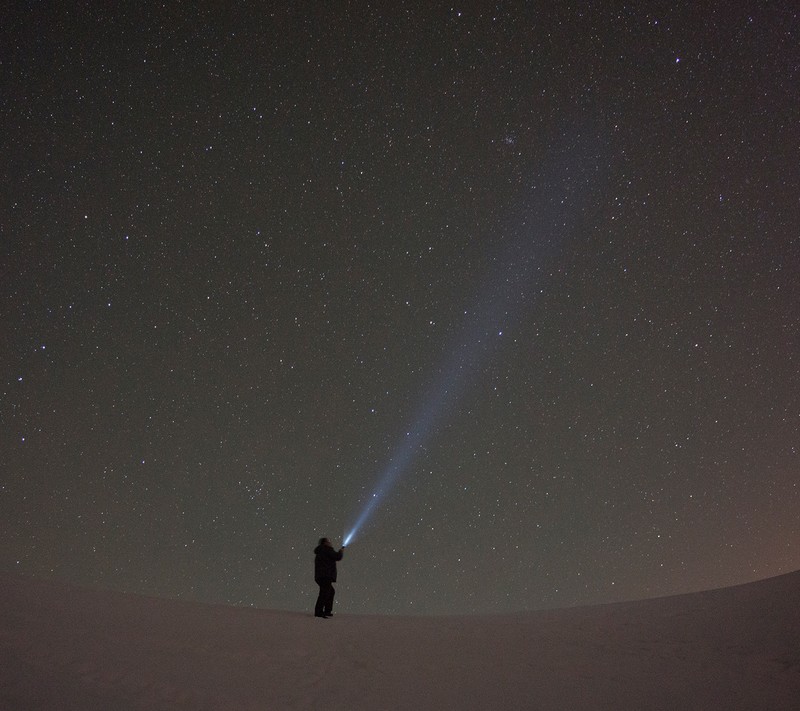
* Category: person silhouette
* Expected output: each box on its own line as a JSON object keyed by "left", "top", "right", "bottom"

{"left": 313, "top": 537, "right": 345, "bottom": 618}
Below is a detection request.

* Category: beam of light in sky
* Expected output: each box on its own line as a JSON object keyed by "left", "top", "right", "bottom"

{"left": 343, "top": 129, "right": 605, "bottom": 547}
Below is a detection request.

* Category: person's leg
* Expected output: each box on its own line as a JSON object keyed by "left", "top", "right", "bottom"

{"left": 323, "top": 582, "right": 336, "bottom": 616}
{"left": 315, "top": 582, "right": 326, "bottom": 617}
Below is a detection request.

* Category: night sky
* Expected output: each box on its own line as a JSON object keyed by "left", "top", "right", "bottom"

{"left": 2, "top": 2, "right": 798, "bottom": 615}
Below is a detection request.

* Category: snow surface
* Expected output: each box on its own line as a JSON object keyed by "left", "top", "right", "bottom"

{"left": 1, "top": 571, "right": 798, "bottom": 710}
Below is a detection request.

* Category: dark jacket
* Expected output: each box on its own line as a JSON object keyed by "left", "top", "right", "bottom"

{"left": 314, "top": 544, "right": 344, "bottom": 583}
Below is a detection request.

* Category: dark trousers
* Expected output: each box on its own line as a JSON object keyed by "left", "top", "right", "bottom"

{"left": 315, "top": 579, "right": 335, "bottom": 616}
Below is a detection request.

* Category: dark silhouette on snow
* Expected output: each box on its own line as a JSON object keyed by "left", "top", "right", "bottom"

{"left": 314, "top": 537, "right": 345, "bottom": 618}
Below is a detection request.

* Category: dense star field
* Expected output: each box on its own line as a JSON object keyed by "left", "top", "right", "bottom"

{"left": 2, "top": 2, "right": 798, "bottom": 614}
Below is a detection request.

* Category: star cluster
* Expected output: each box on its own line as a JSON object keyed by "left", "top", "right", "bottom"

{"left": 2, "top": 2, "right": 798, "bottom": 614}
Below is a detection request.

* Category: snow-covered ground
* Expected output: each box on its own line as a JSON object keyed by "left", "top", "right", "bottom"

{"left": 1, "top": 571, "right": 798, "bottom": 710}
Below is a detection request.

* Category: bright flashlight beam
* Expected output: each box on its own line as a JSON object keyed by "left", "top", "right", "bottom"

{"left": 344, "top": 381, "right": 453, "bottom": 546}
{"left": 343, "top": 129, "right": 605, "bottom": 546}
